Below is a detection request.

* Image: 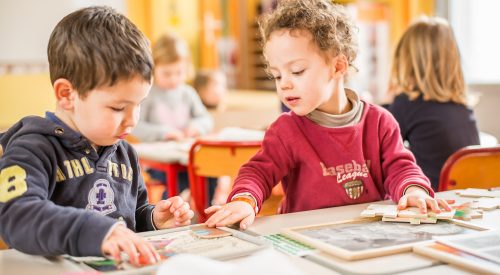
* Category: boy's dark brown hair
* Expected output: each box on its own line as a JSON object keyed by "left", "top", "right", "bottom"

{"left": 47, "top": 6, "right": 153, "bottom": 98}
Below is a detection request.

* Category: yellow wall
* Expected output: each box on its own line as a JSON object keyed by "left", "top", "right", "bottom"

{"left": 387, "top": 0, "right": 434, "bottom": 45}
{"left": 127, "top": 0, "right": 200, "bottom": 66}
{"left": 0, "top": 74, "right": 54, "bottom": 128}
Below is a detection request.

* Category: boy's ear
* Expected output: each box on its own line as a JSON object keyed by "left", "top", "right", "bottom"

{"left": 331, "top": 54, "right": 348, "bottom": 79}
{"left": 53, "top": 78, "right": 77, "bottom": 110}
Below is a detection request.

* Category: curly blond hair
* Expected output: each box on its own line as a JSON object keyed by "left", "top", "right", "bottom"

{"left": 390, "top": 16, "right": 466, "bottom": 105}
{"left": 259, "top": 0, "right": 358, "bottom": 69}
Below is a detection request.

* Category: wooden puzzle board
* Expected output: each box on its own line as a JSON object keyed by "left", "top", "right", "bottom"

{"left": 73, "top": 226, "right": 268, "bottom": 273}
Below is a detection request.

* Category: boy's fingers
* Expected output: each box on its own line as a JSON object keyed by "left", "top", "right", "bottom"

{"left": 174, "top": 202, "right": 191, "bottom": 217}
{"left": 103, "top": 242, "right": 120, "bottom": 262}
{"left": 417, "top": 198, "right": 427, "bottom": 213}
{"left": 398, "top": 196, "right": 408, "bottom": 209}
{"left": 119, "top": 240, "right": 139, "bottom": 266}
{"left": 156, "top": 199, "right": 172, "bottom": 211}
{"left": 216, "top": 209, "right": 253, "bottom": 228}
{"left": 135, "top": 239, "right": 159, "bottom": 264}
{"left": 205, "top": 205, "right": 222, "bottom": 213}
{"left": 177, "top": 209, "right": 194, "bottom": 221}
{"left": 175, "top": 219, "right": 192, "bottom": 227}
{"left": 240, "top": 214, "right": 255, "bottom": 230}
{"left": 438, "top": 198, "right": 452, "bottom": 211}
{"left": 206, "top": 209, "right": 231, "bottom": 227}
{"left": 426, "top": 199, "right": 441, "bottom": 213}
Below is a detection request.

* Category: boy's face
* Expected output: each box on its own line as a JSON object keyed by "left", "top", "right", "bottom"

{"left": 200, "top": 74, "right": 227, "bottom": 107}
{"left": 154, "top": 60, "right": 188, "bottom": 90}
{"left": 70, "top": 76, "right": 151, "bottom": 147}
{"left": 264, "top": 30, "right": 339, "bottom": 116}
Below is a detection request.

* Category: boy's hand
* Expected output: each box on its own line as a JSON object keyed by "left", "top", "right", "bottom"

{"left": 398, "top": 186, "right": 452, "bottom": 214}
{"left": 204, "top": 201, "right": 255, "bottom": 230}
{"left": 165, "top": 130, "right": 185, "bottom": 141}
{"left": 101, "top": 224, "right": 160, "bottom": 266}
{"left": 152, "top": 196, "right": 194, "bottom": 229}
{"left": 184, "top": 126, "right": 200, "bottom": 138}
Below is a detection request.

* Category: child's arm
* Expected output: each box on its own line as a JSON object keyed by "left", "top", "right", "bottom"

{"left": 378, "top": 110, "right": 448, "bottom": 211}
{"left": 204, "top": 122, "right": 293, "bottom": 228}
{"left": 0, "top": 136, "right": 117, "bottom": 256}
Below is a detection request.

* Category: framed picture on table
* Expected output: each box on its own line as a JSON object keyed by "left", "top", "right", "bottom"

{"left": 282, "top": 217, "right": 488, "bottom": 261}
{"left": 66, "top": 225, "right": 269, "bottom": 274}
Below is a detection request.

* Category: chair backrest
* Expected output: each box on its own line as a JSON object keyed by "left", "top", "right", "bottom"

{"left": 438, "top": 145, "right": 500, "bottom": 191}
{"left": 187, "top": 140, "right": 261, "bottom": 222}
{"left": 0, "top": 238, "right": 7, "bottom": 250}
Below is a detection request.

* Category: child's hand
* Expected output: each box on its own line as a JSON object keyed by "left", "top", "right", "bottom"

{"left": 165, "top": 130, "right": 185, "bottom": 141}
{"left": 398, "top": 186, "right": 452, "bottom": 214}
{"left": 204, "top": 201, "right": 255, "bottom": 230}
{"left": 101, "top": 224, "right": 160, "bottom": 266}
{"left": 184, "top": 126, "right": 200, "bottom": 138}
{"left": 152, "top": 196, "right": 194, "bottom": 229}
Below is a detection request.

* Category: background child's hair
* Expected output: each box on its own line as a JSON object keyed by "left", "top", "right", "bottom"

{"left": 193, "top": 69, "right": 217, "bottom": 91}
{"left": 390, "top": 16, "right": 466, "bottom": 105}
{"left": 153, "top": 33, "right": 190, "bottom": 65}
{"left": 47, "top": 6, "right": 153, "bottom": 98}
{"left": 258, "top": 0, "right": 358, "bottom": 70}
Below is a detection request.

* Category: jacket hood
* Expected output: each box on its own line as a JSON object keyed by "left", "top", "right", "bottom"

{"left": 0, "top": 114, "right": 94, "bottom": 153}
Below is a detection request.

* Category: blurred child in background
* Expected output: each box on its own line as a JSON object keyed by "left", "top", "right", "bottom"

{"left": 132, "top": 33, "right": 215, "bottom": 200}
{"left": 133, "top": 33, "right": 213, "bottom": 142}
{"left": 193, "top": 69, "right": 228, "bottom": 112}
{"left": 386, "top": 17, "right": 479, "bottom": 190}
{"left": 193, "top": 69, "right": 232, "bottom": 205}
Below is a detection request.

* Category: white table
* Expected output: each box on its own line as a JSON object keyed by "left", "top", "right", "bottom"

{"left": 1, "top": 191, "right": 497, "bottom": 275}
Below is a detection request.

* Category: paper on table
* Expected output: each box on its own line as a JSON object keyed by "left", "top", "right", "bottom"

{"left": 215, "top": 127, "right": 265, "bottom": 141}
{"left": 156, "top": 248, "right": 305, "bottom": 275}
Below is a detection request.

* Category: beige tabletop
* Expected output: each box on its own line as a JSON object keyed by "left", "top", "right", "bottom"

{"left": 0, "top": 190, "right": 498, "bottom": 275}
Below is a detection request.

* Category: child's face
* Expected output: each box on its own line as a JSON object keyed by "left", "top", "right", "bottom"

{"left": 70, "top": 76, "right": 151, "bottom": 146}
{"left": 154, "top": 60, "right": 188, "bottom": 90}
{"left": 200, "top": 74, "right": 227, "bottom": 108}
{"left": 264, "top": 30, "right": 338, "bottom": 116}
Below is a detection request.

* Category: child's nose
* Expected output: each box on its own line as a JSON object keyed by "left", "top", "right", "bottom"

{"left": 279, "top": 77, "right": 292, "bottom": 90}
{"left": 124, "top": 111, "right": 139, "bottom": 127}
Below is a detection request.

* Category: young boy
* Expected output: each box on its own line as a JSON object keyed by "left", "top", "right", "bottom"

{"left": 0, "top": 6, "right": 193, "bottom": 266}
{"left": 205, "top": 0, "right": 451, "bottom": 229}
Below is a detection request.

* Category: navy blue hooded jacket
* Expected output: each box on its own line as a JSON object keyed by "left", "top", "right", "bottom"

{"left": 0, "top": 113, "right": 155, "bottom": 257}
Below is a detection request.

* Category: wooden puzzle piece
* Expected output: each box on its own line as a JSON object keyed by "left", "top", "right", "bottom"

{"left": 451, "top": 202, "right": 484, "bottom": 221}
{"left": 470, "top": 197, "right": 500, "bottom": 211}
{"left": 360, "top": 204, "right": 456, "bottom": 225}
{"left": 382, "top": 216, "right": 437, "bottom": 225}
{"left": 190, "top": 224, "right": 232, "bottom": 239}
{"left": 456, "top": 188, "right": 500, "bottom": 198}
{"left": 360, "top": 204, "right": 398, "bottom": 218}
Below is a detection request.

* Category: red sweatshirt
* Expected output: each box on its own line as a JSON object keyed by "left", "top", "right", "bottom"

{"left": 229, "top": 102, "right": 434, "bottom": 214}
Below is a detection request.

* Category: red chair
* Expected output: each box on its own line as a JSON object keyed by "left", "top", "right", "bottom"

{"left": 138, "top": 158, "right": 186, "bottom": 202}
{"left": 187, "top": 140, "right": 262, "bottom": 222}
{"left": 126, "top": 135, "right": 187, "bottom": 203}
{"left": 438, "top": 145, "right": 500, "bottom": 191}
